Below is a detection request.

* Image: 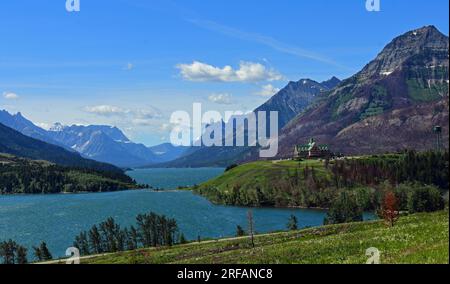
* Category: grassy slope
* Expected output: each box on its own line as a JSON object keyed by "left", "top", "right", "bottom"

{"left": 200, "top": 160, "right": 330, "bottom": 189}
{"left": 193, "top": 159, "right": 333, "bottom": 205}
{"left": 82, "top": 210, "right": 448, "bottom": 264}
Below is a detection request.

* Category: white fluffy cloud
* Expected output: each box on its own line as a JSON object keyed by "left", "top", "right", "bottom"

{"left": 256, "top": 84, "right": 280, "bottom": 97}
{"left": 177, "top": 61, "right": 283, "bottom": 83}
{"left": 84, "top": 105, "right": 128, "bottom": 116}
{"left": 84, "top": 105, "right": 163, "bottom": 127}
{"left": 3, "top": 92, "right": 19, "bottom": 100}
{"left": 208, "top": 93, "right": 233, "bottom": 105}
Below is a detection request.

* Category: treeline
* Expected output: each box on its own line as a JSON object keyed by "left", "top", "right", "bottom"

{"left": 0, "top": 240, "right": 52, "bottom": 264}
{"left": 73, "top": 212, "right": 180, "bottom": 256}
{"left": 194, "top": 151, "right": 448, "bottom": 210}
{"left": 1, "top": 212, "right": 181, "bottom": 263}
{"left": 195, "top": 165, "right": 343, "bottom": 208}
{"left": 0, "top": 156, "right": 142, "bottom": 194}
{"left": 330, "top": 150, "right": 449, "bottom": 190}
{"left": 324, "top": 182, "right": 446, "bottom": 225}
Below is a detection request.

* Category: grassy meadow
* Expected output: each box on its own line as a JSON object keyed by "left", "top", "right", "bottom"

{"left": 74, "top": 210, "right": 448, "bottom": 264}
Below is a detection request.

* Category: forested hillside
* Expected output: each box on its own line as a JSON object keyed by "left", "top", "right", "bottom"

{"left": 0, "top": 154, "right": 139, "bottom": 194}
{"left": 193, "top": 151, "right": 448, "bottom": 209}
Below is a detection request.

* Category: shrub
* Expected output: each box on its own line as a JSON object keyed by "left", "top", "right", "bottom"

{"left": 407, "top": 184, "right": 445, "bottom": 213}
{"left": 324, "top": 192, "right": 363, "bottom": 225}
{"left": 225, "top": 164, "right": 239, "bottom": 172}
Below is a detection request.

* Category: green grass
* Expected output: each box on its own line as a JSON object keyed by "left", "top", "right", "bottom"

{"left": 199, "top": 159, "right": 330, "bottom": 190}
{"left": 192, "top": 159, "right": 334, "bottom": 207}
{"left": 80, "top": 210, "right": 448, "bottom": 264}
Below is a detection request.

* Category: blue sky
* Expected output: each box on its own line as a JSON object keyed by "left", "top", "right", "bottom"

{"left": 0, "top": 0, "right": 448, "bottom": 146}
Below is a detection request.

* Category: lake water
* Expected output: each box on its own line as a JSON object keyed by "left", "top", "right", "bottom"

{"left": 127, "top": 168, "right": 226, "bottom": 189}
{"left": 0, "top": 168, "right": 373, "bottom": 259}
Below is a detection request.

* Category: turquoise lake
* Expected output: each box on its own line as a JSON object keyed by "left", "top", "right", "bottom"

{"left": 0, "top": 168, "right": 374, "bottom": 258}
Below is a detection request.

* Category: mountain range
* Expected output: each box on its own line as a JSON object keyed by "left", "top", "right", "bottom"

{"left": 0, "top": 122, "right": 123, "bottom": 173}
{"left": 1, "top": 26, "right": 448, "bottom": 168}
{"left": 0, "top": 111, "right": 187, "bottom": 168}
{"left": 167, "top": 25, "right": 449, "bottom": 166}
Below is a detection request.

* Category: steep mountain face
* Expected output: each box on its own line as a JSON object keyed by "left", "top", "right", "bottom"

{"left": 333, "top": 99, "right": 449, "bottom": 154}
{"left": 274, "top": 26, "right": 449, "bottom": 158}
{"left": 0, "top": 122, "right": 123, "bottom": 173}
{"left": 46, "top": 124, "right": 159, "bottom": 168}
{"left": 157, "top": 77, "right": 340, "bottom": 168}
{"left": 255, "top": 78, "right": 340, "bottom": 129}
{"left": 320, "top": 76, "right": 342, "bottom": 90}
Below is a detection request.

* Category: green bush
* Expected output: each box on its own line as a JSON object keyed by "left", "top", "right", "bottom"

{"left": 324, "top": 192, "right": 363, "bottom": 225}
{"left": 407, "top": 184, "right": 445, "bottom": 213}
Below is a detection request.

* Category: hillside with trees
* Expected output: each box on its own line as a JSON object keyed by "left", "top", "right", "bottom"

{"left": 0, "top": 154, "right": 140, "bottom": 194}
{"left": 193, "top": 151, "right": 448, "bottom": 211}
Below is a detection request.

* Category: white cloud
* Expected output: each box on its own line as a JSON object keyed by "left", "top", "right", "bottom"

{"left": 208, "top": 93, "right": 233, "bottom": 105}
{"left": 84, "top": 105, "right": 128, "bottom": 116}
{"left": 134, "top": 107, "right": 163, "bottom": 120}
{"left": 84, "top": 105, "right": 163, "bottom": 127}
{"left": 177, "top": 61, "right": 283, "bottom": 83}
{"left": 131, "top": 118, "right": 155, "bottom": 126}
{"left": 3, "top": 92, "right": 19, "bottom": 100}
{"left": 124, "top": 62, "right": 134, "bottom": 71}
{"left": 256, "top": 84, "right": 280, "bottom": 97}
{"left": 160, "top": 123, "right": 171, "bottom": 131}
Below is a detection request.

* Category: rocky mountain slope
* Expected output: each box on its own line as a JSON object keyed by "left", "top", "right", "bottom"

{"left": 273, "top": 25, "right": 449, "bottom": 158}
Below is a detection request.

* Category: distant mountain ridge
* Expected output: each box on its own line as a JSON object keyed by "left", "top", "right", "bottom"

{"left": 0, "top": 111, "right": 187, "bottom": 168}
{"left": 0, "top": 122, "right": 123, "bottom": 173}
{"left": 0, "top": 110, "right": 65, "bottom": 148}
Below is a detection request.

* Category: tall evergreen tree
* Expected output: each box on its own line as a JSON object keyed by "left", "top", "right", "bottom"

{"left": 287, "top": 215, "right": 298, "bottom": 231}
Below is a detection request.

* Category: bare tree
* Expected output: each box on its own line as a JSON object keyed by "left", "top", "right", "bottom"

{"left": 247, "top": 210, "right": 255, "bottom": 248}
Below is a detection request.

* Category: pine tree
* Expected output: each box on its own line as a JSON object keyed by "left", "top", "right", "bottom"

{"left": 236, "top": 225, "right": 245, "bottom": 237}
{"left": 39, "top": 242, "right": 53, "bottom": 261}
{"left": 287, "top": 215, "right": 298, "bottom": 231}
{"left": 88, "top": 225, "right": 103, "bottom": 254}
{"left": 179, "top": 233, "right": 188, "bottom": 244}
{"left": 16, "top": 245, "right": 28, "bottom": 264}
